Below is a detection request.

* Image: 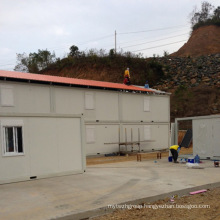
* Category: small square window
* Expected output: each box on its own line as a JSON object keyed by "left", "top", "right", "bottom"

{"left": 3, "top": 126, "right": 24, "bottom": 156}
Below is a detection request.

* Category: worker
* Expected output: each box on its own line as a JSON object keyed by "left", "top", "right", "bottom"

{"left": 124, "top": 68, "right": 131, "bottom": 85}
{"left": 144, "top": 80, "right": 149, "bottom": 88}
{"left": 169, "top": 145, "right": 181, "bottom": 163}
{"left": 123, "top": 77, "right": 130, "bottom": 85}
{"left": 124, "top": 68, "right": 130, "bottom": 78}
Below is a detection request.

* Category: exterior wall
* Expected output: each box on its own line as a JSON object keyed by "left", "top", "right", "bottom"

{"left": 85, "top": 124, "right": 119, "bottom": 155}
{"left": 120, "top": 93, "right": 169, "bottom": 122}
{"left": 85, "top": 123, "right": 169, "bottom": 155}
{"left": 0, "top": 115, "right": 84, "bottom": 184}
{"left": 0, "top": 81, "right": 170, "bottom": 158}
{"left": 0, "top": 83, "right": 51, "bottom": 114}
{"left": 193, "top": 116, "right": 220, "bottom": 158}
{"left": 95, "top": 92, "right": 119, "bottom": 121}
{"left": 121, "top": 124, "right": 169, "bottom": 150}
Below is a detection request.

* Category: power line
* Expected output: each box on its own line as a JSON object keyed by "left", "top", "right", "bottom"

{"left": 0, "top": 24, "right": 190, "bottom": 69}
{"left": 131, "top": 40, "right": 187, "bottom": 52}
{"left": 121, "top": 33, "right": 188, "bottom": 49}
{"left": 117, "top": 27, "right": 190, "bottom": 46}
{"left": 118, "top": 24, "right": 189, "bottom": 35}
{"left": 0, "top": 39, "right": 187, "bottom": 68}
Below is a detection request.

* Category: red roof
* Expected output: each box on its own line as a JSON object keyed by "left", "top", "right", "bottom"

{"left": 0, "top": 70, "right": 154, "bottom": 93}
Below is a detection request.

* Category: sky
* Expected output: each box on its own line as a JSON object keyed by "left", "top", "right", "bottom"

{"left": 0, "top": 0, "right": 219, "bottom": 71}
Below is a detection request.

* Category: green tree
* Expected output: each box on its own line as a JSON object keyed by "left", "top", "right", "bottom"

{"left": 14, "top": 49, "right": 56, "bottom": 73}
{"left": 109, "top": 49, "right": 115, "bottom": 58}
{"left": 199, "top": 1, "right": 214, "bottom": 22}
{"left": 163, "top": 50, "right": 169, "bottom": 57}
{"left": 213, "top": 6, "right": 220, "bottom": 21}
{"left": 69, "top": 45, "right": 80, "bottom": 57}
{"left": 189, "top": 1, "right": 220, "bottom": 30}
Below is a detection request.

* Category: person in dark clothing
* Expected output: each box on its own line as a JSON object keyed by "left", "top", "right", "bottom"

{"left": 124, "top": 76, "right": 131, "bottom": 85}
{"left": 169, "top": 145, "right": 181, "bottom": 163}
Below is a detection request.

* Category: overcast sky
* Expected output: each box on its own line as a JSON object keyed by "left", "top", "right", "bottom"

{"left": 0, "top": 0, "right": 219, "bottom": 71}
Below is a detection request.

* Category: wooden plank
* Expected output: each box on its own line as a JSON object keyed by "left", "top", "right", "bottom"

{"left": 104, "top": 140, "right": 155, "bottom": 145}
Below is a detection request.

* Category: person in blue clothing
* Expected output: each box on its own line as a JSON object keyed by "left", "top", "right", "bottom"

{"left": 144, "top": 80, "right": 149, "bottom": 88}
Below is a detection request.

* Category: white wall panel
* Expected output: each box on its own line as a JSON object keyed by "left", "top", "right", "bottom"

{"left": 121, "top": 124, "right": 169, "bottom": 151}
{"left": 193, "top": 119, "right": 213, "bottom": 157}
{"left": 96, "top": 91, "right": 119, "bottom": 121}
{"left": 121, "top": 93, "right": 169, "bottom": 122}
{"left": 0, "top": 116, "right": 83, "bottom": 184}
{"left": 0, "top": 83, "right": 51, "bottom": 114}
{"left": 86, "top": 125, "right": 119, "bottom": 155}
{"left": 213, "top": 119, "right": 220, "bottom": 156}
{"left": 55, "top": 87, "right": 84, "bottom": 114}
{"left": 193, "top": 117, "right": 220, "bottom": 157}
{"left": 0, "top": 85, "right": 14, "bottom": 106}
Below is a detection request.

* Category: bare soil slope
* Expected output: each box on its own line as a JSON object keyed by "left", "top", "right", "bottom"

{"left": 171, "top": 25, "right": 220, "bottom": 57}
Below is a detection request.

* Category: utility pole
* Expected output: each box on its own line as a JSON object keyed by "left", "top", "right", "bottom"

{"left": 115, "top": 30, "right": 117, "bottom": 54}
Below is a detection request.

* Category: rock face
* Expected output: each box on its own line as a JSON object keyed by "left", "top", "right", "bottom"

{"left": 153, "top": 53, "right": 220, "bottom": 91}
{"left": 171, "top": 25, "right": 220, "bottom": 57}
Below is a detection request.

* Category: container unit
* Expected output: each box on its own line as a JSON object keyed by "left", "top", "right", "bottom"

{"left": 175, "top": 115, "right": 220, "bottom": 159}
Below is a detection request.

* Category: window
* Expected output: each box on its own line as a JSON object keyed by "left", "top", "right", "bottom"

{"left": 1, "top": 120, "right": 24, "bottom": 156}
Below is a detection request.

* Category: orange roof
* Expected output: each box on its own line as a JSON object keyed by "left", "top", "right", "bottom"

{"left": 0, "top": 70, "right": 154, "bottom": 93}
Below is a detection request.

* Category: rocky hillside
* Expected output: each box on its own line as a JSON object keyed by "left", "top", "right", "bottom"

{"left": 153, "top": 25, "right": 220, "bottom": 121}
{"left": 154, "top": 53, "right": 220, "bottom": 91}
{"left": 153, "top": 53, "right": 220, "bottom": 121}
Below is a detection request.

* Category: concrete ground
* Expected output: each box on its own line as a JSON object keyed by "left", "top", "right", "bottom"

{"left": 0, "top": 159, "right": 220, "bottom": 220}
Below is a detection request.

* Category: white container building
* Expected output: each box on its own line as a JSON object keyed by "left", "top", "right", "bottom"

{"left": 0, "top": 70, "right": 170, "bottom": 184}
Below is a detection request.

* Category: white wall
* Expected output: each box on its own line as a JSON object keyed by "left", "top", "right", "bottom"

{"left": 86, "top": 124, "right": 119, "bottom": 155}
{"left": 85, "top": 123, "right": 169, "bottom": 155}
{"left": 0, "top": 116, "right": 84, "bottom": 184}
{"left": 193, "top": 117, "right": 220, "bottom": 158}
{"left": 54, "top": 87, "right": 84, "bottom": 115}
{"left": 95, "top": 92, "right": 119, "bottom": 121}
{"left": 0, "top": 81, "right": 170, "bottom": 157}
{"left": 121, "top": 124, "right": 169, "bottom": 151}
{"left": 120, "top": 93, "right": 169, "bottom": 122}
{"left": 0, "top": 83, "right": 51, "bottom": 114}
{"left": 0, "top": 82, "right": 169, "bottom": 123}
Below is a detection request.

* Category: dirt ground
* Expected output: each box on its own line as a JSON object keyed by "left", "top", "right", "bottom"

{"left": 86, "top": 147, "right": 193, "bottom": 166}
{"left": 92, "top": 187, "right": 220, "bottom": 220}
{"left": 87, "top": 147, "right": 220, "bottom": 220}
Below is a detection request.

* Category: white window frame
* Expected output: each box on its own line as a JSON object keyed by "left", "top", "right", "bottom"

{"left": 1, "top": 120, "right": 24, "bottom": 156}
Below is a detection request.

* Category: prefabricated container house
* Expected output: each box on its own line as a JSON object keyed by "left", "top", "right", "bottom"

{"left": 175, "top": 115, "right": 220, "bottom": 159}
{"left": 0, "top": 70, "right": 170, "bottom": 184}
